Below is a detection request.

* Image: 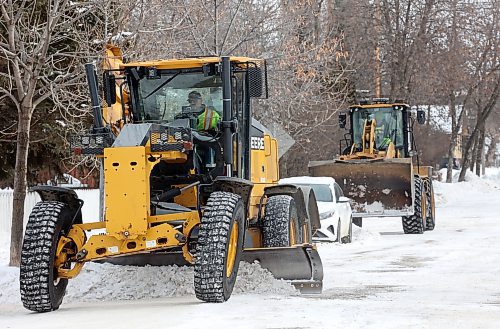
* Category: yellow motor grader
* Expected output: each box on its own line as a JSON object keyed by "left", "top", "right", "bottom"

{"left": 19, "top": 47, "right": 322, "bottom": 312}
{"left": 309, "top": 99, "right": 436, "bottom": 233}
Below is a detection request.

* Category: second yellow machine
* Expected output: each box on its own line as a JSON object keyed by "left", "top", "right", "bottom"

{"left": 20, "top": 48, "right": 322, "bottom": 312}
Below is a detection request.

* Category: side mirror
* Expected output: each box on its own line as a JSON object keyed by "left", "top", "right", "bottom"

{"left": 338, "top": 196, "right": 350, "bottom": 203}
{"left": 103, "top": 71, "right": 117, "bottom": 107}
{"left": 417, "top": 109, "right": 426, "bottom": 124}
{"left": 248, "top": 66, "right": 263, "bottom": 98}
{"left": 339, "top": 113, "right": 347, "bottom": 129}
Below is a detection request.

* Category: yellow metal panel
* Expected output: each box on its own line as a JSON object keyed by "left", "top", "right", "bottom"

{"left": 248, "top": 183, "right": 270, "bottom": 219}
{"left": 251, "top": 148, "right": 266, "bottom": 183}
{"left": 77, "top": 222, "right": 106, "bottom": 231}
{"left": 350, "top": 102, "right": 409, "bottom": 109}
{"left": 415, "top": 165, "right": 432, "bottom": 178}
{"left": 148, "top": 211, "right": 199, "bottom": 224}
{"left": 173, "top": 185, "right": 198, "bottom": 208}
{"left": 121, "top": 56, "right": 262, "bottom": 70}
{"left": 267, "top": 136, "right": 279, "bottom": 183}
{"left": 104, "top": 146, "right": 149, "bottom": 240}
{"left": 251, "top": 134, "right": 279, "bottom": 184}
{"left": 81, "top": 222, "right": 184, "bottom": 261}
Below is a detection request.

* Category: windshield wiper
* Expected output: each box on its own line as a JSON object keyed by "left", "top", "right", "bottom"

{"left": 144, "top": 71, "right": 181, "bottom": 99}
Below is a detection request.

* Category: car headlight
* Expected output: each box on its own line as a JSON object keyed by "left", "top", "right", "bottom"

{"left": 320, "top": 210, "right": 335, "bottom": 220}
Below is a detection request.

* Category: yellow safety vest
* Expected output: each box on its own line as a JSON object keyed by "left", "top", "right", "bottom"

{"left": 197, "top": 108, "right": 220, "bottom": 130}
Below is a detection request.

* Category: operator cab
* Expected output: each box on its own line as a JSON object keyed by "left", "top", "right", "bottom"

{"left": 98, "top": 57, "right": 267, "bottom": 206}
{"left": 338, "top": 100, "right": 425, "bottom": 159}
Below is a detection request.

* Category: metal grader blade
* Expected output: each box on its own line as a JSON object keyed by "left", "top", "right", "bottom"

{"left": 309, "top": 158, "right": 414, "bottom": 217}
{"left": 97, "top": 245, "right": 323, "bottom": 294}
{"left": 241, "top": 246, "right": 323, "bottom": 294}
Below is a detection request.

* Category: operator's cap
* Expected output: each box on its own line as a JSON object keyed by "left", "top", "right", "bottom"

{"left": 187, "top": 91, "right": 202, "bottom": 101}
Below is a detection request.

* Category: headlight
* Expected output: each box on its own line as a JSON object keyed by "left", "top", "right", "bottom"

{"left": 81, "top": 136, "right": 90, "bottom": 145}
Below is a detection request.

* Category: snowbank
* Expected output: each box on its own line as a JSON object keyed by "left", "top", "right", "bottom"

{"left": 2, "top": 167, "right": 500, "bottom": 309}
{"left": 0, "top": 241, "right": 295, "bottom": 306}
{"left": 435, "top": 168, "right": 500, "bottom": 206}
{"left": 0, "top": 261, "right": 296, "bottom": 306}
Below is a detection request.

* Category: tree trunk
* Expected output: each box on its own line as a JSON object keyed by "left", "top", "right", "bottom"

{"left": 469, "top": 133, "right": 477, "bottom": 172}
{"left": 475, "top": 128, "right": 484, "bottom": 176}
{"left": 446, "top": 94, "right": 457, "bottom": 183}
{"left": 9, "top": 109, "right": 32, "bottom": 267}
{"left": 459, "top": 121, "right": 482, "bottom": 182}
{"left": 486, "top": 136, "right": 496, "bottom": 167}
{"left": 446, "top": 130, "right": 456, "bottom": 183}
{"left": 481, "top": 129, "right": 486, "bottom": 176}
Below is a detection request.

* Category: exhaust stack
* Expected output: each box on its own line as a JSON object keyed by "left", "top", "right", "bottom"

{"left": 85, "top": 63, "right": 104, "bottom": 131}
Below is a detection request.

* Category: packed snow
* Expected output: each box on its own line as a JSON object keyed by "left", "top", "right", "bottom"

{"left": 1, "top": 168, "right": 500, "bottom": 328}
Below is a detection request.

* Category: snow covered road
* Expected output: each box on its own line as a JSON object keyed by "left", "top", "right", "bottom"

{"left": 1, "top": 169, "right": 500, "bottom": 328}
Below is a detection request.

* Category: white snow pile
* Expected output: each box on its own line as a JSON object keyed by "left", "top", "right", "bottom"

{"left": 351, "top": 224, "right": 382, "bottom": 244}
{"left": 316, "top": 224, "right": 381, "bottom": 247}
{"left": 438, "top": 167, "right": 500, "bottom": 187}
{"left": 0, "top": 243, "right": 295, "bottom": 305}
{"left": 435, "top": 167, "right": 500, "bottom": 206}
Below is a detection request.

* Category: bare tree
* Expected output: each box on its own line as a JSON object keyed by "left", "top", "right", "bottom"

{"left": 0, "top": 0, "right": 103, "bottom": 266}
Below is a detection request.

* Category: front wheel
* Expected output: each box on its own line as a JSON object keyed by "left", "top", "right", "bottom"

{"left": 402, "top": 176, "right": 426, "bottom": 234}
{"left": 20, "top": 201, "right": 73, "bottom": 312}
{"left": 423, "top": 177, "right": 436, "bottom": 231}
{"left": 335, "top": 219, "right": 342, "bottom": 243}
{"left": 194, "top": 191, "right": 245, "bottom": 302}
{"left": 341, "top": 217, "right": 353, "bottom": 244}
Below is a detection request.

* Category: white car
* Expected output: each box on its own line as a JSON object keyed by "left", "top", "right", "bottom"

{"left": 279, "top": 176, "right": 353, "bottom": 243}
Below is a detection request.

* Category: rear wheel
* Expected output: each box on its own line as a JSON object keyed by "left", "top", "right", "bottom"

{"left": 194, "top": 192, "right": 245, "bottom": 302}
{"left": 263, "top": 195, "right": 301, "bottom": 247}
{"left": 402, "top": 176, "right": 426, "bottom": 234}
{"left": 423, "top": 177, "right": 436, "bottom": 231}
{"left": 20, "top": 201, "right": 73, "bottom": 312}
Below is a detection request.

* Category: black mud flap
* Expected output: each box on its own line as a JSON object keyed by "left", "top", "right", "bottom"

{"left": 241, "top": 246, "right": 323, "bottom": 294}
{"left": 353, "top": 217, "right": 363, "bottom": 227}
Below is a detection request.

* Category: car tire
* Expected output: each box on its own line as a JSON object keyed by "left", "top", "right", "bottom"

{"left": 335, "top": 219, "right": 342, "bottom": 243}
{"left": 341, "top": 217, "right": 353, "bottom": 244}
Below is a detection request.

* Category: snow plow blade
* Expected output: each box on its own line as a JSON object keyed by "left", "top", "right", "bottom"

{"left": 96, "top": 246, "right": 323, "bottom": 294}
{"left": 309, "top": 158, "right": 414, "bottom": 217}
{"left": 241, "top": 246, "right": 323, "bottom": 294}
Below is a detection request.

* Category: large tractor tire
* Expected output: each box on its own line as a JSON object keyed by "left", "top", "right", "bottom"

{"left": 262, "top": 195, "right": 301, "bottom": 247}
{"left": 402, "top": 176, "right": 426, "bottom": 234}
{"left": 20, "top": 201, "right": 73, "bottom": 312}
{"left": 423, "top": 177, "right": 436, "bottom": 231}
{"left": 194, "top": 191, "right": 245, "bottom": 302}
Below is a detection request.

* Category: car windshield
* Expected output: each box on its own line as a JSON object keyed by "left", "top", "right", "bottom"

{"left": 352, "top": 107, "right": 404, "bottom": 150}
{"left": 136, "top": 72, "right": 223, "bottom": 123}
{"left": 296, "top": 184, "right": 333, "bottom": 202}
